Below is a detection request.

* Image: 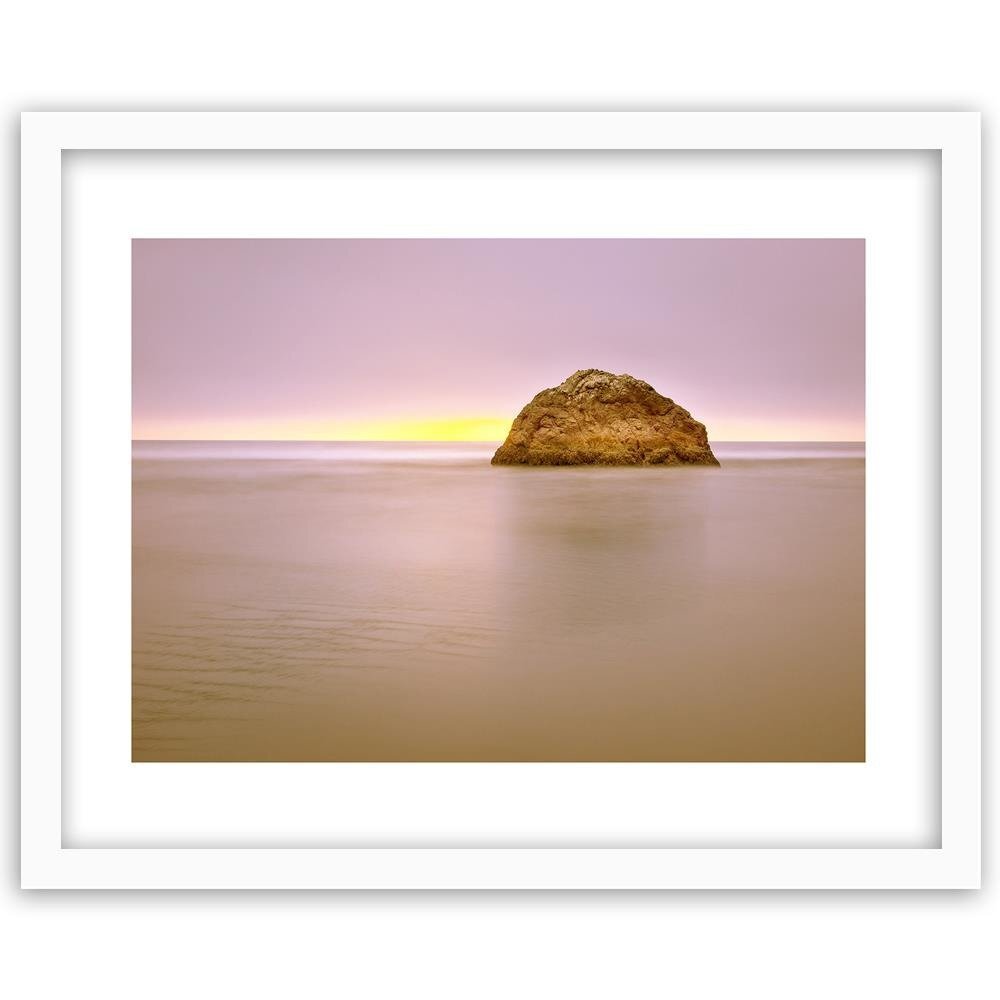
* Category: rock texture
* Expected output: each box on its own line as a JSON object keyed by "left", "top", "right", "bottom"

{"left": 491, "top": 369, "right": 719, "bottom": 467}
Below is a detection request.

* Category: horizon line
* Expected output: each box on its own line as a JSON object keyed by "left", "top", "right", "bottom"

{"left": 132, "top": 437, "right": 866, "bottom": 444}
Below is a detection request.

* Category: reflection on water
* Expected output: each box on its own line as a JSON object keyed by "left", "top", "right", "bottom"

{"left": 133, "top": 441, "right": 864, "bottom": 761}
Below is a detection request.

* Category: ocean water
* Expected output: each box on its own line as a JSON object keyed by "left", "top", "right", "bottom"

{"left": 133, "top": 441, "right": 865, "bottom": 761}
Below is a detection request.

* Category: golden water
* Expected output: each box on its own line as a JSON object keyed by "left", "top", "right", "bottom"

{"left": 132, "top": 441, "right": 864, "bottom": 761}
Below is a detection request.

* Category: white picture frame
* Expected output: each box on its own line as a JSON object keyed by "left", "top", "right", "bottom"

{"left": 21, "top": 111, "right": 980, "bottom": 889}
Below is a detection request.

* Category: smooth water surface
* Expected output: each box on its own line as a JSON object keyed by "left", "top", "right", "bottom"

{"left": 133, "top": 441, "right": 864, "bottom": 761}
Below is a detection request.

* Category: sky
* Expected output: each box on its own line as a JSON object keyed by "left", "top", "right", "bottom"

{"left": 132, "top": 238, "right": 864, "bottom": 441}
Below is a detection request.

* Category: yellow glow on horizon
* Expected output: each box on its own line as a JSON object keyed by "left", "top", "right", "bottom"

{"left": 133, "top": 412, "right": 863, "bottom": 443}
{"left": 134, "top": 415, "right": 518, "bottom": 442}
{"left": 132, "top": 417, "right": 865, "bottom": 443}
{"left": 330, "top": 416, "right": 517, "bottom": 442}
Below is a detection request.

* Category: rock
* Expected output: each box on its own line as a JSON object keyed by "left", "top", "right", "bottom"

{"left": 491, "top": 369, "right": 720, "bottom": 467}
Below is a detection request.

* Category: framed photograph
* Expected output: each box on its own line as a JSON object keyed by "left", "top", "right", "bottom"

{"left": 21, "top": 111, "right": 980, "bottom": 889}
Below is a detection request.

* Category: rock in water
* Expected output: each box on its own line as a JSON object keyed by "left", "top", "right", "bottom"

{"left": 491, "top": 369, "right": 720, "bottom": 467}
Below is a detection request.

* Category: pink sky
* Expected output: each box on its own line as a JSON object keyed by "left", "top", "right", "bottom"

{"left": 132, "top": 238, "right": 864, "bottom": 440}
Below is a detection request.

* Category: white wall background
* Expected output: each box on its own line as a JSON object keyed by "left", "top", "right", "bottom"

{"left": 2, "top": 2, "right": 994, "bottom": 997}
